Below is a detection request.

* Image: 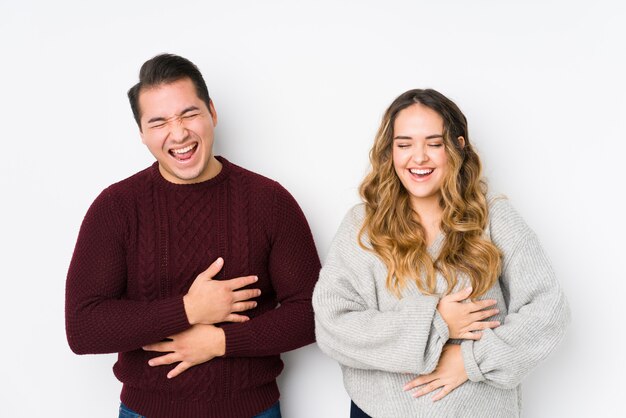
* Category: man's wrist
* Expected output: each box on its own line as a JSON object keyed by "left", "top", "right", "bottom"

{"left": 216, "top": 327, "right": 226, "bottom": 356}
{"left": 183, "top": 294, "right": 197, "bottom": 325}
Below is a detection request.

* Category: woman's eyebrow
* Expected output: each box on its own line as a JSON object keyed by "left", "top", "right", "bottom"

{"left": 393, "top": 134, "right": 444, "bottom": 140}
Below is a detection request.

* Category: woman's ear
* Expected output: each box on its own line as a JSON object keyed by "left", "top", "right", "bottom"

{"left": 457, "top": 136, "right": 465, "bottom": 149}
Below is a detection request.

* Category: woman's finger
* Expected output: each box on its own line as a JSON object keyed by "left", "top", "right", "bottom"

{"left": 472, "top": 308, "right": 499, "bottom": 321}
{"left": 403, "top": 374, "right": 434, "bottom": 391}
{"left": 461, "top": 331, "right": 483, "bottom": 340}
{"left": 432, "top": 384, "right": 453, "bottom": 401}
{"left": 444, "top": 287, "right": 473, "bottom": 303}
{"left": 469, "top": 298, "right": 497, "bottom": 311}
{"left": 470, "top": 320, "right": 500, "bottom": 331}
{"left": 412, "top": 380, "right": 443, "bottom": 398}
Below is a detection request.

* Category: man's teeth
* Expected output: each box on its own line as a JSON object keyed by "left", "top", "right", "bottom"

{"left": 410, "top": 168, "right": 433, "bottom": 175}
{"left": 172, "top": 144, "right": 196, "bottom": 154}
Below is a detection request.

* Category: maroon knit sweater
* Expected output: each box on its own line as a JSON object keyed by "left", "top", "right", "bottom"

{"left": 65, "top": 157, "right": 320, "bottom": 418}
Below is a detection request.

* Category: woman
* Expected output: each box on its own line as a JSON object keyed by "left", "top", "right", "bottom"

{"left": 312, "top": 89, "right": 569, "bottom": 417}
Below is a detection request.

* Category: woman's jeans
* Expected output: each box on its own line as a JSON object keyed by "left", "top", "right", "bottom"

{"left": 350, "top": 400, "right": 372, "bottom": 418}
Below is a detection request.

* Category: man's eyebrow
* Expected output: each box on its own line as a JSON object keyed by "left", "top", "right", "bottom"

{"left": 180, "top": 106, "right": 200, "bottom": 115}
{"left": 147, "top": 106, "right": 201, "bottom": 124}
{"left": 147, "top": 116, "right": 167, "bottom": 124}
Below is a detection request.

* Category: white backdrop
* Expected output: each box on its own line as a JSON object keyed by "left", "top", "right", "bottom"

{"left": 1, "top": 1, "right": 624, "bottom": 417}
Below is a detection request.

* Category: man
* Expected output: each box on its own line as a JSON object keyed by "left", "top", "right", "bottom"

{"left": 65, "top": 54, "right": 321, "bottom": 418}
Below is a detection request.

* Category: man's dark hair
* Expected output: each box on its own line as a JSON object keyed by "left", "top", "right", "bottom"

{"left": 127, "top": 53, "right": 211, "bottom": 130}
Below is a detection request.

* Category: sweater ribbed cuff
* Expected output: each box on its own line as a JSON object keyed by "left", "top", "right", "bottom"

{"left": 461, "top": 339, "right": 486, "bottom": 382}
{"left": 155, "top": 295, "right": 191, "bottom": 337}
{"left": 432, "top": 310, "right": 450, "bottom": 341}
{"left": 222, "top": 323, "right": 251, "bottom": 357}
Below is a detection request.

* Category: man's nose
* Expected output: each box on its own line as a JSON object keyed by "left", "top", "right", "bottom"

{"left": 169, "top": 119, "right": 188, "bottom": 141}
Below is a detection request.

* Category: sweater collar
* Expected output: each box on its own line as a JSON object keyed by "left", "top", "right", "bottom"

{"left": 150, "top": 155, "right": 231, "bottom": 191}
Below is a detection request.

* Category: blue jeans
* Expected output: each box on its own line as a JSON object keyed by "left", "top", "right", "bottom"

{"left": 118, "top": 403, "right": 145, "bottom": 418}
{"left": 253, "top": 402, "right": 281, "bottom": 418}
{"left": 119, "top": 401, "right": 281, "bottom": 418}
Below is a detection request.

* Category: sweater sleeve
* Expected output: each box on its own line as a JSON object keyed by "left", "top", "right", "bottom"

{"left": 460, "top": 199, "right": 570, "bottom": 389}
{"left": 65, "top": 188, "right": 190, "bottom": 355}
{"left": 221, "top": 184, "right": 321, "bottom": 357}
{"left": 312, "top": 206, "right": 449, "bottom": 374}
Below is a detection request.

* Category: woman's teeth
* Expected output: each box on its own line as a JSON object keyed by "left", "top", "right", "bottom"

{"left": 410, "top": 168, "right": 433, "bottom": 175}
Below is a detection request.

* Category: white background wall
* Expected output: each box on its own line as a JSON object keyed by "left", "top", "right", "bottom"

{"left": 1, "top": 1, "right": 624, "bottom": 417}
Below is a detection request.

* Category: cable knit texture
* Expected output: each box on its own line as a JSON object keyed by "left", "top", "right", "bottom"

{"left": 313, "top": 195, "right": 569, "bottom": 418}
{"left": 66, "top": 157, "right": 320, "bottom": 418}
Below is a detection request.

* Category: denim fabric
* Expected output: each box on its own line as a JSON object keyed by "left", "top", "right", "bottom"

{"left": 252, "top": 401, "right": 281, "bottom": 418}
{"left": 350, "top": 400, "right": 372, "bottom": 418}
{"left": 118, "top": 403, "right": 145, "bottom": 418}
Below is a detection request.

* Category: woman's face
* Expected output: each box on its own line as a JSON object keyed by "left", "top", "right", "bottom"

{"left": 392, "top": 103, "right": 450, "bottom": 208}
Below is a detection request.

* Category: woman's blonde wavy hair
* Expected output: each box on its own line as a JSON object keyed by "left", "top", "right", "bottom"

{"left": 359, "top": 89, "right": 501, "bottom": 299}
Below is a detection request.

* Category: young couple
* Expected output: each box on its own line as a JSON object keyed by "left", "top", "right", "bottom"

{"left": 66, "top": 54, "right": 568, "bottom": 418}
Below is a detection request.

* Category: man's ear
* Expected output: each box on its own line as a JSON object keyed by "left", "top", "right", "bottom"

{"left": 209, "top": 100, "right": 218, "bottom": 127}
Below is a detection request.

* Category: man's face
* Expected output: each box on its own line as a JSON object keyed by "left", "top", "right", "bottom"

{"left": 139, "top": 78, "right": 219, "bottom": 184}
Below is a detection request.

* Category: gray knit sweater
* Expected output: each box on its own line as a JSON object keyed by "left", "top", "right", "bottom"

{"left": 313, "top": 196, "right": 569, "bottom": 418}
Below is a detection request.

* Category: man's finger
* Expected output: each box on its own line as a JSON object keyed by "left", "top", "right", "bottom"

{"left": 227, "top": 275, "right": 258, "bottom": 291}
{"left": 231, "top": 301, "right": 258, "bottom": 313}
{"left": 143, "top": 341, "right": 172, "bottom": 352}
{"left": 148, "top": 353, "right": 179, "bottom": 367}
{"left": 232, "top": 289, "right": 261, "bottom": 303}
{"left": 167, "top": 361, "right": 191, "bottom": 379}
{"left": 199, "top": 257, "right": 225, "bottom": 280}
{"left": 223, "top": 313, "right": 251, "bottom": 323}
